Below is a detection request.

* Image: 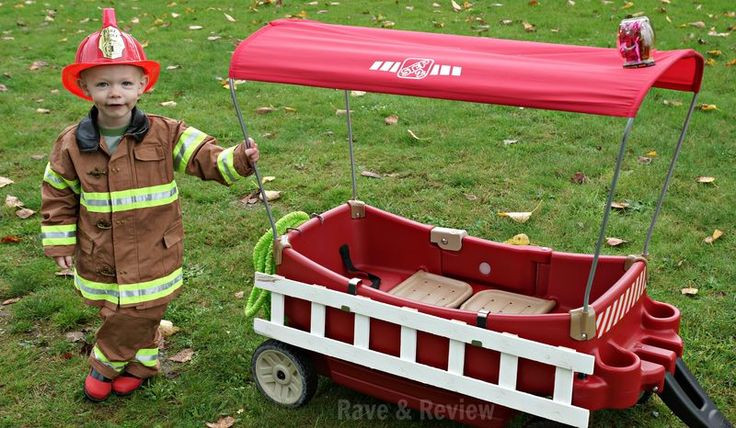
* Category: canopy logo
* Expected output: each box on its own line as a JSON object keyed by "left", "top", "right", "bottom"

{"left": 369, "top": 58, "right": 462, "bottom": 80}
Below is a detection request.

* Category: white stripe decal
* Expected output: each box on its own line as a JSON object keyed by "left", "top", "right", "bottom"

{"left": 615, "top": 293, "right": 627, "bottom": 324}
{"left": 380, "top": 61, "right": 394, "bottom": 71}
{"left": 440, "top": 64, "right": 451, "bottom": 76}
{"left": 390, "top": 62, "right": 401, "bottom": 73}
{"left": 369, "top": 61, "right": 383, "bottom": 70}
{"left": 604, "top": 299, "right": 619, "bottom": 334}
{"left": 452, "top": 66, "right": 462, "bottom": 76}
{"left": 623, "top": 286, "right": 633, "bottom": 316}
{"left": 430, "top": 64, "right": 440, "bottom": 75}
{"left": 597, "top": 305, "right": 611, "bottom": 337}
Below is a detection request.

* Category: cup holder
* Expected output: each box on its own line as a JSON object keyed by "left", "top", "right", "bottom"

{"left": 643, "top": 299, "right": 680, "bottom": 330}
{"left": 596, "top": 344, "right": 640, "bottom": 374}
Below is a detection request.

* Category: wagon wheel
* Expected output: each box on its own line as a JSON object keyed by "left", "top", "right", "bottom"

{"left": 252, "top": 339, "right": 317, "bottom": 408}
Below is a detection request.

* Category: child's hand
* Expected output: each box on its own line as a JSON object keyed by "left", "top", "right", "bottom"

{"left": 244, "top": 138, "right": 259, "bottom": 165}
{"left": 55, "top": 256, "right": 73, "bottom": 270}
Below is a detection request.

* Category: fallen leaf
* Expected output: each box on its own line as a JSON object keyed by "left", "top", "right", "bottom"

{"left": 171, "top": 12, "right": 180, "bottom": 18}
{"left": 464, "top": 193, "right": 478, "bottom": 201}
{"left": 256, "top": 106, "right": 276, "bottom": 114}
{"left": 206, "top": 416, "right": 236, "bottom": 428}
{"left": 282, "top": 106, "right": 297, "bottom": 113}
{"left": 637, "top": 156, "right": 652, "bottom": 164}
{"left": 407, "top": 129, "right": 430, "bottom": 141}
{"left": 498, "top": 201, "right": 542, "bottom": 224}
{"left": 168, "top": 348, "right": 194, "bottom": 363}
{"left": 500, "top": 19, "right": 513, "bottom": 25}
{"left": 166, "top": 65, "right": 181, "bottom": 70}
{"left": 361, "top": 171, "right": 382, "bottom": 179}
{"left": 696, "top": 176, "right": 715, "bottom": 183}
{"left": 504, "top": 233, "right": 530, "bottom": 246}
{"left": 0, "top": 177, "right": 14, "bottom": 188}
{"left": 351, "top": 91, "right": 366, "bottom": 97}
{"left": 65, "top": 331, "right": 85, "bottom": 342}
{"left": 606, "top": 237, "right": 627, "bottom": 247}
{"left": 503, "top": 139, "right": 519, "bottom": 145}
{"left": 381, "top": 21, "right": 395, "bottom": 28}
{"left": 31, "top": 154, "right": 46, "bottom": 160}
{"left": 611, "top": 201, "right": 630, "bottom": 210}
{"left": 36, "top": 108, "right": 50, "bottom": 114}
{"left": 703, "top": 229, "right": 723, "bottom": 244}
{"left": 384, "top": 115, "right": 399, "bottom": 125}
{"left": 131, "top": 17, "right": 140, "bottom": 24}
{"left": 224, "top": 13, "right": 236, "bottom": 22}
{"left": 29, "top": 60, "right": 48, "bottom": 71}
{"left": 705, "top": 58, "right": 716, "bottom": 66}
{"left": 529, "top": 0, "right": 539, "bottom": 5}
{"left": 707, "top": 50, "right": 722, "bottom": 56}
{"left": 240, "top": 190, "right": 260, "bottom": 205}
{"left": 259, "top": 190, "right": 281, "bottom": 202}
{"left": 699, "top": 104, "right": 718, "bottom": 111}
{"left": 522, "top": 21, "right": 536, "bottom": 32}
{"left": 5, "top": 195, "right": 24, "bottom": 208}
{"left": 622, "top": 1, "right": 634, "bottom": 9}
{"left": 706, "top": 31, "right": 730, "bottom": 37}
{"left": 335, "top": 109, "right": 347, "bottom": 115}
{"left": 571, "top": 172, "right": 588, "bottom": 184}
{"left": 55, "top": 268, "right": 73, "bottom": 277}
{"left": 188, "top": 25, "right": 203, "bottom": 30}
{"left": 645, "top": 150, "right": 657, "bottom": 157}
{"left": 2, "top": 297, "right": 21, "bottom": 305}
{"left": 262, "top": 176, "right": 276, "bottom": 184}
{"left": 16, "top": 208, "right": 35, "bottom": 219}
{"left": 451, "top": 0, "right": 462, "bottom": 12}
{"left": 1, "top": 236, "right": 21, "bottom": 244}
{"left": 0, "top": 84, "right": 7, "bottom": 92}
{"left": 207, "top": 36, "right": 222, "bottom": 41}
{"left": 688, "top": 21, "right": 706, "bottom": 29}
{"left": 234, "top": 291, "right": 245, "bottom": 299}
{"left": 680, "top": 287, "right": 698, "bottom": 296}
{"left": 726, "top": 59, "right": 736, "bottom": 67}
{"left": 160, "top": 101, "right": 177, "bottom": 107}
{"left": 159, "top": 319, "right": 181, "bottom": 337}
{"left": 663, "top": 99, "right": 683, "bottom": 107}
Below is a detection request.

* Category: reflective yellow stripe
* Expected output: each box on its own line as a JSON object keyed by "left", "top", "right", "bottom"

{"left": 43, "top": 163, "right": 80, "bottom": 194}
{"left": 80, "top": 181, "right": 178, "bottom": 213}
{"left": 74, "top": 267, "right": 183, "bottom": 306}
{"left": 41, "top": 224, "right": 77, "bottom": 246}
{"left": 216, "top": 146, "right": 241, "bottom": 185}
{"left": 93, "top": 345, "right": 126, "bottom": 372}
{"left": 173, "top": 127, "right": 207, "bottom": 172}
{"left": 135, "top": 348, "right": 159, "bottom": 367}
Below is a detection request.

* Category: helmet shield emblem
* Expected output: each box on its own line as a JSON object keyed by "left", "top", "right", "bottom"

{"left": 98, "top": 27, "right": 125, "bottom": 59}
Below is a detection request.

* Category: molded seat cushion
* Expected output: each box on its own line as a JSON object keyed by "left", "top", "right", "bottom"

{"left": 460, "top": 289, "right": 556, "bottom": 314}
{"left": 388, "top": 271, "right": 473, "bottom": 308}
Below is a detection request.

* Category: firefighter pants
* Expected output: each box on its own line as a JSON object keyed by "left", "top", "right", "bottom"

{"left": 88, "top": 304, "right": 167, "bottom": 379}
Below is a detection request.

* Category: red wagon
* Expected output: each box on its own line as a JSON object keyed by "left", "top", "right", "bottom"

{"left": 228, "top": 19, "right": 730, "bottom": 427}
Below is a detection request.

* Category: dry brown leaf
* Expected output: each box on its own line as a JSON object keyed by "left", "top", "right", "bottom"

{"left": 36, "top": 108, "right": 50, "bottom": 114}
{"left": 171, "top": 12, "right": 180, "bottom": 18}
{"left": 726, "top": 59, "right": 736, "bottom": 66}
{"left": 407, "top": 129, "right": 430, "bottom": 141}
{"left": 160, "top": 101, "right": 177, "bottom": 107}
{"left": 699, "top": 104, "right": 718, "bottom": 111}
{"left": 5, "top": 195, "right": 24, "bottom": 208}
{"left": 498, "top": 201, "right": 542, "bottom": 224}
{"left": 166, "top": 65, "right": 182, "bottom": 70}
{"left": 335, "top": 109, "right": 347, "bottom": 115}
{"left": 703, "top": 229, "right": 723, "bottom": 244}
{"left": 606, "top": 237, "right": 627, "bottom": 247}
{"left": 0, "top": 176, "right": 14, "bottom": 188}
{"left": 240, "top": 190, "right": 260, "bottom": 205}
{"left": 504, "top": 233, "right": 530, "bottom": 246}
{"left": 384, "top": 115, "right": 399, "bottom": 125}
{"left": 503, "top": 139, "right": 519, "bottom": 145}
{"left": 381, "top": 21, "right": 395, "bottom": 28}
{"left": 224, "top": 13, "right": 236, "bottom": 22}
{"left": 16, "top": 208, "right": 35, "bottom": 219}
{"left": 259, "top": 190, "right": 281, "bottom": 202}
{"left": 571, "top": 171, "right": 588, "bottom": 184}
{"left": 29, "top": 60, "right": 48, "bottom": 71}
{"left": 464, "top": 193, "right": 478, "bottom": 201}
{"left": 168, "top": 348, "right": 194, "bottom": 363}
{"left": 262, "top": 176, "right": 276, "bottom": 184}
{"left": 159, "top": 319, "right": 181, "bottom": 337}
{"left": 529, "top": 0, "right": 539, "bottom": 5}
{"left": 451, "top": 0, "right": 463, "bottom": 12}
{"left": 361, "top": 171, "right": 382, "bottom": 179}
{"left": 256, "top": 106, "right": 276, "bottom": 114}
{"left": 55, "top": 268, "right": 73, "bottom": 277}
{"left": 501, "top": 19, "right": 513, "bottom": 25}
{"left": 2, "top": 297, "right": 21, "bottom": 305}
{"left": 206, "top": 416, "right": 236, "bottom": 428}
{"left": 188, "top": 25, "right": 203, "bottom": 30}
{"left": 611, "top": 201, "right": 630, "bottom": 210}
{"left": 681, "top": 287, "right": 698, "bottom": 296}
{"left": 696, "top": 176, "right": 715, "bottom": 183}
{"left": 663, "top": 99, "right": 683, "bottom": 107}
{"left": 350, "top": 91, "right": 366, "bottom": 97}
{"left": 1, "top": 236, "right": 22, "bottom": 244}
{"left": 705, "top": 58, "right": 716, "bottom": 66}
{"left": 31, "top": 154, "right": 46, "bottom": 160}
{"left": 707, "top": 50, "right": 722, "bottom": 57}
{"left": 622, "top": 1, "right": 634, "bottom": 9}
{"left": 645, "top": 150, "right": 657, "bottom": 157}
{"left": 522, "top": 21, "right": 536, "bottom": 32}
{"left": 0, "top": 84, "right": 7, "bottom": 92}
{"left": 638, "top": 156, "right": 652, "bottom": 164}
{"left": 65, "top": 331, "right": 85, "bottom": 342}
{"left": 689, "top": 21, "right": 706, "bottom": 29}
{"left": 234, "top": 291, "right": 245, "bottom": 299}
{"left": 208, "top": 36, "right": 222, "bottom": 41}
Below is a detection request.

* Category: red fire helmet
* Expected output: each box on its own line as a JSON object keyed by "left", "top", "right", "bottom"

{"left": 61, "top": 8, "right": 160, "bottom": 100}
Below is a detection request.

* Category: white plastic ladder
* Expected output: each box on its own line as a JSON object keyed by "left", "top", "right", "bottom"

{"left": 253, "top": 272, "right": 595, "bottom": 427}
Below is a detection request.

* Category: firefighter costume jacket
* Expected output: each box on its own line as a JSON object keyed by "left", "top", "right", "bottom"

{"left": 41, "top": 107, "right": 253, "bottom": 310}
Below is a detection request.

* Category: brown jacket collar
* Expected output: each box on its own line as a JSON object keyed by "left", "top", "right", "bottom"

{"left": 76, "top": 106, "right": 150, "bottom": 152}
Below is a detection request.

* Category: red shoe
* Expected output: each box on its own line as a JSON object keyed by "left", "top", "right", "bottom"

{"left": 84, "top": 369, "right": 112, "bottom": 402}
{"left": 112, "top": 373, "right": 144, "bottom": 396}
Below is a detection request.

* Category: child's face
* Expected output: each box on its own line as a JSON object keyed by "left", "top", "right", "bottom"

{"left": 78, "top": 65, "right": 148, "bottom": 128}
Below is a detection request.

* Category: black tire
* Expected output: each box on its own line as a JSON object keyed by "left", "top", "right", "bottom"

{"left": 251, "top": 339, "right": 318, "bottom": 408}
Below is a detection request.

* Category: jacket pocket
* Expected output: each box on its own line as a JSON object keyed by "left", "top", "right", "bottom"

{"left": 161, "top": 220, "right": 184, "bottom": 274}
{"left": 133, "top": 143, "right": 168, "bottom": 184}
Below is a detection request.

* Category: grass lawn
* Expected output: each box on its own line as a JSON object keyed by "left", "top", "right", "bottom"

{"left": 1, "top": 0, "right": 734, "bottom": 426}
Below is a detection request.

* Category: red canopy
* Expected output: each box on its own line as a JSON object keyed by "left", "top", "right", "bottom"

{"left": 230, "top": 19, "right": 703, "bottom": 117}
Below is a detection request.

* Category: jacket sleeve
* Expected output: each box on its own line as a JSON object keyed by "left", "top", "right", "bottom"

{"left": 40, "top": 135, "right": 80, "bottom": 258}
{"left": 170, "top": 121, "right": 253, "bottom": 185}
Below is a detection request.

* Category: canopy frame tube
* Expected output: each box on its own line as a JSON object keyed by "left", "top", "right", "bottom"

{"left": 344, "top": 90, "right": 359, "bottom": 201}
{"left": 229, "top": 78, "right": 279, "bottom": 241}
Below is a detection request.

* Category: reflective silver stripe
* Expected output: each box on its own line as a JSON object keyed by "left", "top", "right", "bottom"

{"left": 80, "top": 182, "right": 179, "bottom": 213}
{"left": 40, "top": 231, "right": 76, "bottom": 239}
{"left": 217, "top": 147, "right": 237, "bottom": 184}
{"left": 119, "top": 272, "right": 183, "bottom": 299}
{"left": 83, "top": 187, "right": 178, "bottom": 208}
{"left": 136, "top": 354, "right": 158, "bottom": 362}
{"left": 174, "top": 127, "right": 207, "bottom": 171}
{"left": 75, "top": 277, "right": 120, "bottom": 298}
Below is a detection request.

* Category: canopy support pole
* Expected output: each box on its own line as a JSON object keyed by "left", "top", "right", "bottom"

{"left": 229, "top": 78, "right": 279, "bottom": 241}
{"left": 642, "top": 92, "right": 699, "bottom": 257}
{"left": 582, "top": 118, "right": 635, "bottom": 315}
{"left": 344, "top": 90, "right": 359, "bottom": 201}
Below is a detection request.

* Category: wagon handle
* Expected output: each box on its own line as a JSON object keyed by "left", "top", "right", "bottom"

{"left": 229, "top": 78, "right": 279, "bottom": 241}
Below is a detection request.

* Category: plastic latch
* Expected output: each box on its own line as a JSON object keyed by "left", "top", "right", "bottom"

{"left": 476, "top": 309, "right": 490, "bottom": 328}
{"left": 625, "top": 254, "right": 648, "bottom": 271}
{"left": 348, "top": 199, "right": 365, "bottom": 219}
{"left": 430, "top": 227, "right": 468, "bottom": 251}
{"left": 273, "top": 235, "right": 291, "bottom": 266}
{"left": 347, "top": 277, "right": 361, "bottom": 295}
{"left": 569, "top": 307, "right": 596, "bottom": 341}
